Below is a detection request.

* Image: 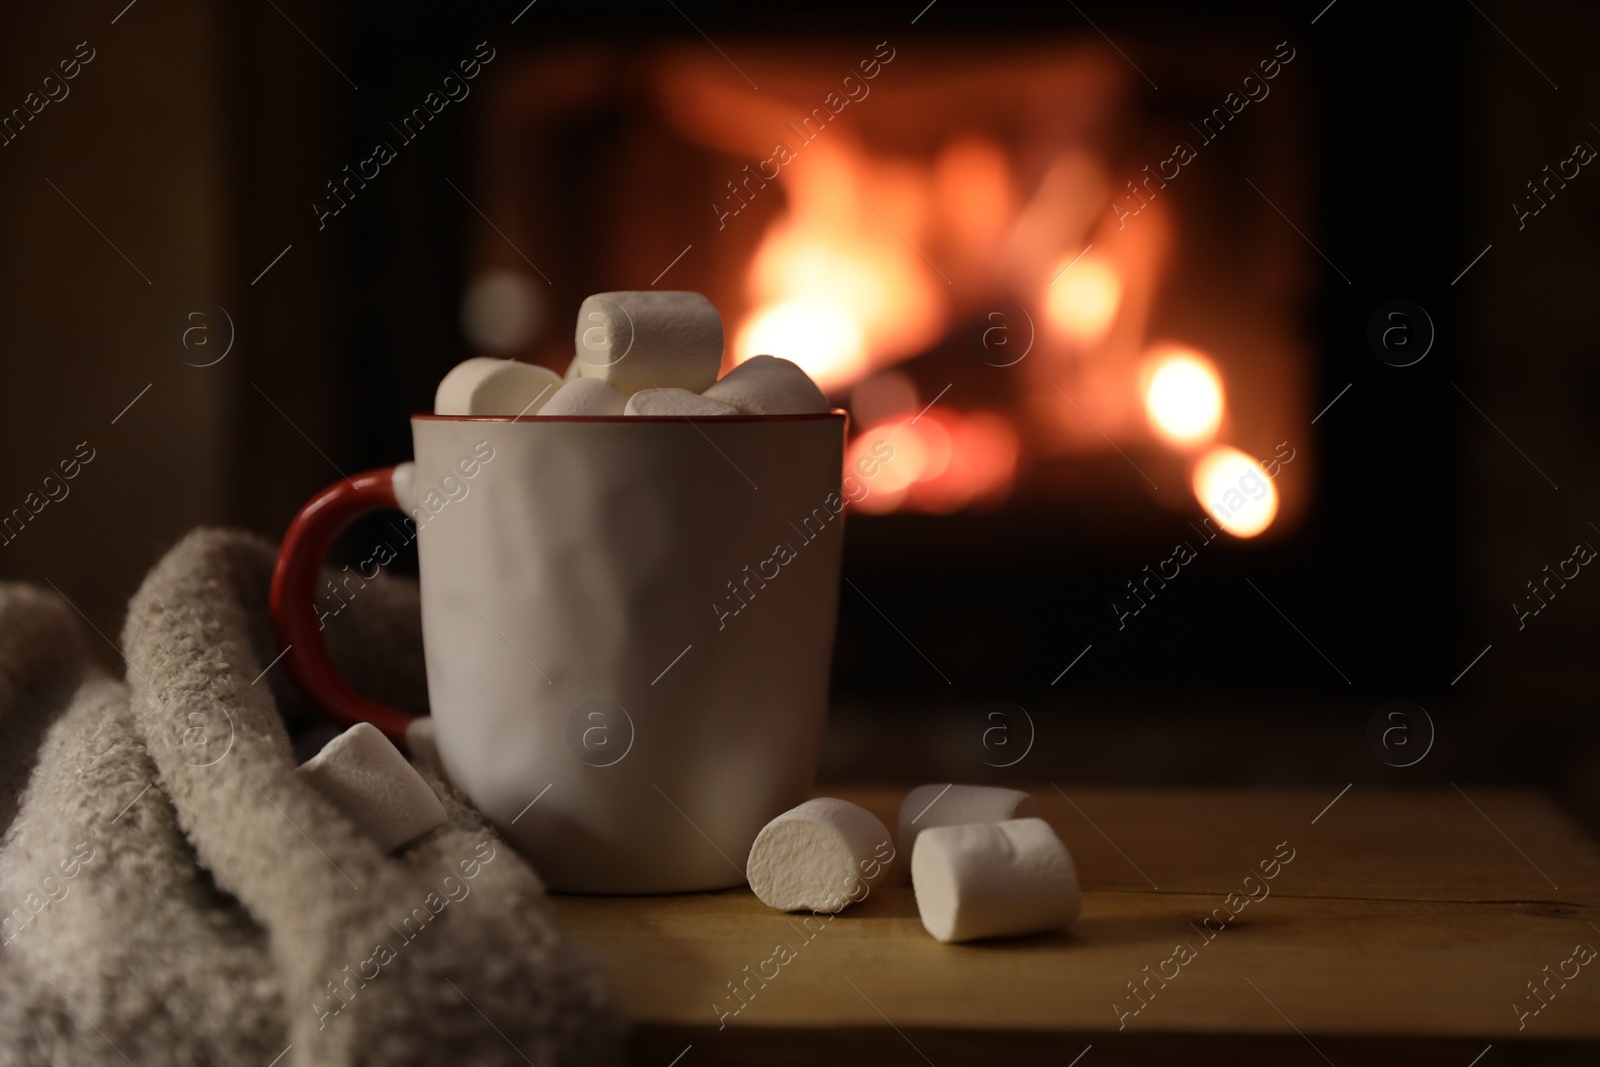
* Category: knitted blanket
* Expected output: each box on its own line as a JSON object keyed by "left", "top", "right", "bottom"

{"left": 0, "top": 529, "right": 623, "bottom": 1066}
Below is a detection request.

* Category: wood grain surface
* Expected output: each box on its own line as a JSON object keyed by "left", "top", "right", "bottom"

{"left": 549, "top": 786, "right": 1600, "bottom": 1065}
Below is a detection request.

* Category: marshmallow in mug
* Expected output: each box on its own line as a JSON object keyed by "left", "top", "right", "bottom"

{"left": 434, "top": 293, "right": 833, "bottom": 421}
{"left": 746, "top": 797, "right": 896, "bottom": 912}
{"left": 537, "top": 377, "right": 628, "bottom": 416}
{"left": 573, "top": 290, "right": 724, "bottom": 395}
{"left": 624, "top": 387, "right": 739, "bottom": 417}
{"left": 701, "top": 355, "right": 830, "bottom": 415}
{"left": 434, "top": 357, "right": 562, "bottom": 416}
{"left": 911, "top": 817, "right": 1081, "bottom": 943}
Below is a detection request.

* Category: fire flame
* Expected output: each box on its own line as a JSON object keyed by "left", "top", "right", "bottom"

{"left": 733, "top": 142, "right": 947, "bottom": 392}
{"left": 1142, "top": 346, "right": 1224, "bottom": 448}
{"left": 1192, "top": 444, "right": 1278, "bottom": 537}
{"left": 699, "top": 91, "right": 1198, "bottom": 516}
{"left": 737, "top": 300, "right": 864, "bottom": 388}
{"left": 1045, "top": 253, "right": 1122, "bottom": 345}
{"left": 636, "top": 52, "right": 1311, "bottom": 522}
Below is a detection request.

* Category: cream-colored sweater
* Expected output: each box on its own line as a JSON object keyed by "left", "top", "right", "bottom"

{"left": 0, "top": 529, "right": 622, "bottom": 1066}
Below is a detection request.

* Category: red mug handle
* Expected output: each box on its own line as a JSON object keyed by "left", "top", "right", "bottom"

{"left": 269, "top": 464, "right": 417, "bottom": 750}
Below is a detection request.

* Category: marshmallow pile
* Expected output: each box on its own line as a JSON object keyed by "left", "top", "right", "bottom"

{"left": 435, "top": 291, "right": 830, "bottom": 418}
{"left": 744, "top": 784, "right": 1081, "bottom": 944}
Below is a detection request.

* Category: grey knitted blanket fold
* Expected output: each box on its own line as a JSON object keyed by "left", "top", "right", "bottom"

{"left": 0, "top": 528, "right": 624, "bottom": 1066}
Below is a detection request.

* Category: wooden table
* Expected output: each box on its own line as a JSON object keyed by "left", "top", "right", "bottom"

{"left": 550, "top": 787, "right": 1600, "bottom": 1065}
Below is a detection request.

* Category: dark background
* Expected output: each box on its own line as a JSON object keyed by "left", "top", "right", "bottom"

{"left": 1, "top": 2, "right": 1595, "bottom": 823}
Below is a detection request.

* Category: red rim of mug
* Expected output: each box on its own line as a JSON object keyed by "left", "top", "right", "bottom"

{"left": 412, "top": 410, "right": 848, "bottom": 423}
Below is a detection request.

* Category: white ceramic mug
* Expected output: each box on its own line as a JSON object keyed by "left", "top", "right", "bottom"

{"left": 271, "top": 411, "right": 847, "bottom": 892}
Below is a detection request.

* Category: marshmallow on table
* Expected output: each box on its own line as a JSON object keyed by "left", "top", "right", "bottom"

{"left": 298, "top": 722, "right": 447, "bottom": 852}
{"left": 536, "top": 377, "right": 628, "bottom": 416}
{"left": 624, "top": 387, "right": 740, "bottom": 417}
{"left": 701, "top": 355, "right": 830, "bottom": 415}
{"left": 897, "top": 784, "right": 1038, "bottom": 859}
{"left": 912, "top": 817, "right": 1081, "bottom": 943}
{"left": 746, "top": 797, "right": 896, "bottom": 912}
{"left": 572, "top": 290, "right": 723, "bottom": 395}
{"left": 435, "top": 357, "right": 563, "bottom": 416}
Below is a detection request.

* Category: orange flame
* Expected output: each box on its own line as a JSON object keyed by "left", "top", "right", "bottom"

{"left": 1193, "top": 445, "right": 1278, "bottom": 537}
{"left": 733, "top": 142, "right": 948, "bottom": 392}
{"left": 1142, "top": 345, "right": 1224, "bottom": 448}
{"left": 1045, "top": 254, "right": 1122, "bottom": 345}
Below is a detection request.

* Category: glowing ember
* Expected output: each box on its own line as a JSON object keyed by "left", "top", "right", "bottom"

{"left": 1044, "top": 255, "right": 1121, "bottom": 345}
{"left": 1192, "top": 445, "right": 1278, "bottom": 537}
{"left": 862, "top": 420, "right": 927, "bottom": 496}
{"left": 848, "top": 412, "right": 1019, "bottom": 515}
{"left": 918, "top": 412, "right": 1019, "bottom": 513}
{"left": 1143, "top": 347, "right": 1224, "bottom": 447}
{"left": 849, "top": 371, "right": 918, "bottom": 428}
